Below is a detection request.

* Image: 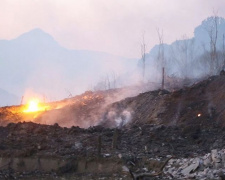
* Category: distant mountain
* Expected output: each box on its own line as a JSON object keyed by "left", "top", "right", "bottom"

{"left": 0, "top": 88, "right": 19, "bottom": 106}
{"left": 0, "top": 28, "right": 138, "bottom": 106}
{"left": 143, "top": 16, "right": 225, "bottom": 80}
{"left": 194, "top": 16, "right": 225, "bottom": 48}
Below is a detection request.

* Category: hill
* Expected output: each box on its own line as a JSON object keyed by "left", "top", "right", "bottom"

{"left": 0, "top": 28, "right": 138, "bottom": 106}
{"left": 143, "top": 16, "right": 225, "bottom": 81}
{"left": 1, "top": 74, "right": 225, "bottom": 179}
{"left": 1, "top": 73, "right": 225, "bottom": 129}
{"left": 0, "top": 88, "right": 18, "bottom": 106}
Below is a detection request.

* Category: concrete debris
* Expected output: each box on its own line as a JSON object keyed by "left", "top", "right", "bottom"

{"left": 181, "top": 158, "right": 200, "bottom": 175}
{"left": 163, "top": 148, "right": 225, "bottom": 179}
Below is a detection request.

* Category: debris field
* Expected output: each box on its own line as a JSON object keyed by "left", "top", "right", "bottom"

{"left": 1, "top": 75, "right": 225, "bottom": 179}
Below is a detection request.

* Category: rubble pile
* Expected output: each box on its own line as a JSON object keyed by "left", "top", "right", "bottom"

{"left": 0, "top": 121, "right": 224, "bottom": 179}
{"left": 163, "top": 149, "right": 225, "bottom": 179}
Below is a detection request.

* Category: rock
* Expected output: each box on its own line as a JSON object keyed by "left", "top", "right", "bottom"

{"left": 122, "top": 165, "right": 129, "bottom": 173}
{"left": 181, "top": 158, "right": 200, "bottom": 175}
{"left": 220, "top": 70, "right": 225, "bottom": 76}
{"left": 218, "top": 170, "right": 225, "bottom": 180}
{"left": 158, "top": 89, "right": 170, "bottom": 95}
{"left": 37, "top": 144, "right": 42, "bottom": 150}
{"left": 103, "top": 153, "right": 111, "bottom": 157}
{"left": 72, "top": 142, "right": 82, "bottom": 149}
{"left": 221, "top": 150, "right": 225, "bottom": 167}
{"left": 211, "top": 149, "right": 222, "bottom": 169}
{"left": 144, "top": 146, "right": 148, "bottom": 153}
{"left": 203, "top": 153, "right": 212, "bottom": 167}
{"left": 53, "top": 123, "right": 59, "bottom": 127}
{"left": 213, "top": 169, "right": 219, "bottom": 175}
{"left": 153, "top": 147, "right": 160, "bottom": 153}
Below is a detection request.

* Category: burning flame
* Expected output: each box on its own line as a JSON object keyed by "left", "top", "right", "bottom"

{"left": 197, "top": 113, "right": 201, "bottom": 117}
{"left": 23, "top": 99, "right": 49, "bottom": 113}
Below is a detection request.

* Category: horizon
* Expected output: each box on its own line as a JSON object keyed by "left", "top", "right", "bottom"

{"left": 1, "top": 15, "right": 224, "bottom": 59}
{"left": 1, "top": 14, "right": 225, "bottom": 106}
{"left": 1, "top": 1, "right": 225, "bottom": 107}
{"left": 0, "top": 0, "right": 225, "bottom": 58}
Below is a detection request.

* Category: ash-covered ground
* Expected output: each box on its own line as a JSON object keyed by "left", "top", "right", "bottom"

{"left": 1, "top": 75, "right": 225, "bottom": 179}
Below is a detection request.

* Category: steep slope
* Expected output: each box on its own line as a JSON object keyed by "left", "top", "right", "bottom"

{"left": 101, "top": 74, "right": 225, "bottom": 128}
{"left": 1, "top": 74, "right": 225, "bottom": 130}
{"left": 0, "top": 86, "right": 143, "bottom": 127}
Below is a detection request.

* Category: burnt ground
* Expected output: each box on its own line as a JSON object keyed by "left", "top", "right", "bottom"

{"left": 0, "top": 120, "right": 225, "bottom": 179}
{"left": 102, "top": 75, "right": 225, "bottom": 129}
{"left": 1, "top": 74, "right": 225, "bottom": 179}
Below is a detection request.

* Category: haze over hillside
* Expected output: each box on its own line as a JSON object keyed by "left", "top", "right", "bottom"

{"left": 1, "top": 16, "right": 225, "bottom": 107}
{"left": 143, "top": 16, "right": 225, "bottom": 81}
{"left": 0, "top": 88, "right": 19, "bottom": 106}
{"left": 0, "top": 29, "right": 138, "bottom": 106}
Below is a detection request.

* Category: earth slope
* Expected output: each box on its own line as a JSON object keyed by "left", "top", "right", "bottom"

{"left": 102, "top": 74, "right": 225, "bottom": 128}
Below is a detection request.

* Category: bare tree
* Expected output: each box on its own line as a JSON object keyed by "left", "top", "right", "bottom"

{"left": 65, "top": 89, "right": 72, "bottom": 98}
{"left": 106, "top": 74, "right": 111, "bottom": 89}
{"left": 141, "top": 32, "right": 146, "bottom": 81}
{"left": 204, "top": 11, "right": 219, "bottom": 75}
{"left": 180, "top": 35, "right": 189, "bottom": 77}
{"left": 20, "top": 96, "right": 24, "bottom": 105}
{"left": 169, "top": 35, "right": 196, "bottom": 79}
{"left": 156, "top": 28, "right": 165, "bottom": 89}
{"left": 93, "top": 76, "right": 108, "bottom": 91}
{"left": 222, "top": 34, "right": 225, "bottom": 70}
{"left": 111, "top": 71, "right": 117, "bottom": 89}
{"left": 93, "top": 72, "right": 118, "bottom": 91}
{"left": 178, "top": 35, "right": 192, "bottom": 79}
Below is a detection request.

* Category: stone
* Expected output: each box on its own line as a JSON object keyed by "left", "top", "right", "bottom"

{"left": 203, "top": 153, "right": 212, "bottom": 167}
{"left": 181, "top": 158, "right": 200, "bottom": 175}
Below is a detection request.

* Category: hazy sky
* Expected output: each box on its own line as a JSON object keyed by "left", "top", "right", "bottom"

{"left": 0, "top": 0, "right": 225, "bottom": 58}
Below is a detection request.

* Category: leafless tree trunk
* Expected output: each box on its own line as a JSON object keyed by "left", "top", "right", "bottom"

{"left": 156, "top": 28, "right": 165, "bottom": 89}
{"left": 20, "top": 96, "right": 24, "bottom": 105}
{"left": 180, "top": 35, "right": 189, "bottom": 78}
{"left": 65, "top": 89, "right": 72, "bottom": 98}
{"left": 162, "top": 67, "right": 165, "bottom": 89}
{"left": 111, "top": 71, "right": 117, "bottom": 89}
{"left": 222, "top": 34, "right": 225, "bottom": 70}
{"left": 93, "top": 72, "right": 118, "bottom": 91}
{"left": 141, "top": 32, "right": 146, "bottom": 81}
{"left": 170, "top": 35, "right": 195, "bottom": 79}
{"left": 205, "top": 11, "right": 219, "bottom": 75}
{"left": 106, "top": 74, "right": 111, "bottom": 89}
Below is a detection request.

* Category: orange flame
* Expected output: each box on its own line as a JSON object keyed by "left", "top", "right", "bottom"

{"left": 23, "top": 99, "right": 49, "bottom": 113}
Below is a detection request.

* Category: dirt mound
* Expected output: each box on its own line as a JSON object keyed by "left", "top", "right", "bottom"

{"left": 101, "top": 74, "right": 225, "bottom": 128}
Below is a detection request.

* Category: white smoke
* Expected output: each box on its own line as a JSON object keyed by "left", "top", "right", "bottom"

{"left": 115, "top": 110, "right": 132, "bottom": 128}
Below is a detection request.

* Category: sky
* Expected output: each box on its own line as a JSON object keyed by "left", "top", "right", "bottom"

{"left": 0, "top": 0, "right": 225, "bottom": 58}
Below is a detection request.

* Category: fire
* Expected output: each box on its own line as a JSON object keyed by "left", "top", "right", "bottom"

{"left": 197, "top": 113, "right": 201, "bottom": 117}
{"left": 23, "top": 99, "right": 49, "bottom": 113}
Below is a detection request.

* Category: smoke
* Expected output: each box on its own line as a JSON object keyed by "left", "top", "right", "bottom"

{"left": 26, "top": 86, "right": 140, "bottom": 129}
{"left": 100, "top": 108, "right": 133, "bottom": 128}
{"left": 115, "top": 110, "right": 132, "bottom": 128}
